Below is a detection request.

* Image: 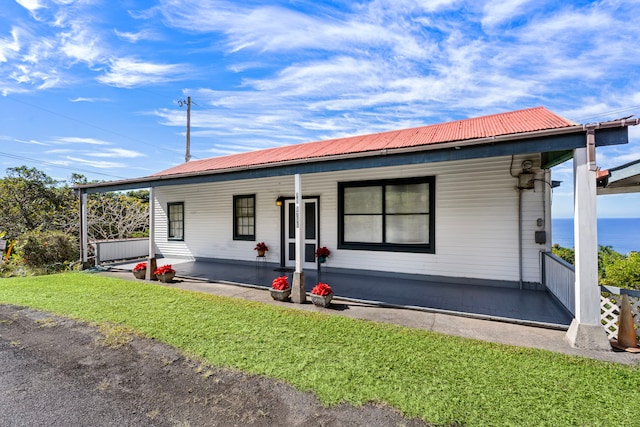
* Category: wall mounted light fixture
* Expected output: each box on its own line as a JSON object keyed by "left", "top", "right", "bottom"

{"left": 275, "top": 196, "right": 285, "bottom": 207}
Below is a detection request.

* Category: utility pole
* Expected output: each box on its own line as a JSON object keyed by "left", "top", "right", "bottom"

{"left": 179, "top": 96, "right": 191, "bottom": 162}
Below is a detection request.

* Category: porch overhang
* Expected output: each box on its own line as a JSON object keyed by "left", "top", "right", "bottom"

{"left": 596, "top": 159, "right": 640, "bottom": 195}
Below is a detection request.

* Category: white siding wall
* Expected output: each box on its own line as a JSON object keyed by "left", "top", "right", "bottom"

{"left": 154, "top": 155, "right": 549, "bottom": 283}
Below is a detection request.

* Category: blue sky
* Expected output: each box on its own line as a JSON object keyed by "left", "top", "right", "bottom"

{"left": 1, "top": 0, "right": 639, "bottom": 218}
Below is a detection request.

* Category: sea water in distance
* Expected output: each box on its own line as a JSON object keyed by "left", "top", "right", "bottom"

{"left": 552, "top": 218, "right": 640, "bottom": 254}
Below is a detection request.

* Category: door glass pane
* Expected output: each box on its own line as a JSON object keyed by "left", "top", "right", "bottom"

{"left": 288, "top": 243, "right": 296, "bottom": 260}
{"left": 305, "top": 202, "right": 316, "bottom": 240}
{"left": 344, "top": 215, "right": 382, "bottom": 242}
{"left": 386, "top": 214, "right": 429, "bottom": 243}
{"left": 305, "top": 244, "right": 316, "bottom": 262}
{"left": 386, "top": 183, "right": 429, "bottom": 214}
{"left": 288, "top": 203, "right": 295, "bottom": 237}
{"left": 344, "top": 187, "right": 382, "bottom": 214}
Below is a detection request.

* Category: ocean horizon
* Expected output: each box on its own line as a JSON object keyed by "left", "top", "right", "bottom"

{"left": 552, "top": 218, "right": 640, "bottom": 254}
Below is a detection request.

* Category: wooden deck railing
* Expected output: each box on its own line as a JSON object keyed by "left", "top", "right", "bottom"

{"left": 541, "top": 251, "right": 575, "bottom": 315}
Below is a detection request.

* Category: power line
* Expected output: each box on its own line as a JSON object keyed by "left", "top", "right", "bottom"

{"left": 4, "top": 94, "right": 177, "bottom": 154}
{"left": 0, "top": 151, "right": 129, "bottom": 180}
{"left": 574, "top": 105, "right": 640, "bottom": 123}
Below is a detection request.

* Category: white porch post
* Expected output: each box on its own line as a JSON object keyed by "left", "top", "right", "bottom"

{"left": 291, "top": 174, "right": 307, "bottom": 303}
{"left": 565, "top": 145, "right": 609, "bottom": 349}
{"left": 146, "top": 187, "right": 157, "bottom": 280}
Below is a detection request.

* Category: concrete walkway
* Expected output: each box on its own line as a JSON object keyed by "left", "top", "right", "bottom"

{"left": 99, "top": 269, "right": 640, "bottom": 366}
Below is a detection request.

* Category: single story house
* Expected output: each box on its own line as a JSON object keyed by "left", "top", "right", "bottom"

{"left": 76, "top": 106, "right": 639, "bottom": 349}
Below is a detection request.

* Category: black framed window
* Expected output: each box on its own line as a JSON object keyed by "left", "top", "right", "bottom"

{"left": 233, "top": 194, "right": 255, "bottom": 240}
{"left": 338, "top": 177, "right": 435, "bottom": 253}
{"left": 167, "top": 202, "right": 184, "bottom": 241}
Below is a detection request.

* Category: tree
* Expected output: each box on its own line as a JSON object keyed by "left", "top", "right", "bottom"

{"left": 0, "top": 166, "right": 77, "bottom": 239}
{"left": 88, "top": 192, "right": 149, "bottom": 240}
{"left": 0, "top": 166, "right": 149, "bottom": 242}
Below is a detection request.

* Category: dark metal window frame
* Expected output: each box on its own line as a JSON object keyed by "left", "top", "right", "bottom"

{"left": 233, "top": 194, "right": 256, "bottom": 241}
{"left": 338, "top": 176, "right": 435, "bottom": 253}
{"left": 167, "top": 202, "right": 184, "bottom": 241}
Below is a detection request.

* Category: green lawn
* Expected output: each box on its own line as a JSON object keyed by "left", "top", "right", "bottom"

{"left": 1, "top": 273, "right": 638, "bottom": 427}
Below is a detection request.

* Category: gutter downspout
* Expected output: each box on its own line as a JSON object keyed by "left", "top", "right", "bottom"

{"left": 518, "top": 188, "right": 523, "bottom": 290}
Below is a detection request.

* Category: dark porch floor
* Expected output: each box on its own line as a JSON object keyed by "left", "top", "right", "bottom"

{"left": 124, "top": 258, "right": 573, "bottom": 329}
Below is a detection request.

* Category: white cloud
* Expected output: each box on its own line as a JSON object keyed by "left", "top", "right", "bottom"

{"left": 44, "top": 148, "right": 72, "bottom": 154}
{"left": 159, "top": 1, "right": 428, "bottom": 59}
{"left": 14, "top": 138, "right": 48, "bottom": 146}
{"left": 86, "top": 148, "right": 146, "bottom": 158}
{"left": 16, "top": 0, "right": 45, "bottom": 14}
{"left": 53, "top": 137, "right": 111, "bottom": 145}
{"left": 97, "top": 57, "right": 186, "bottom": 88}
{"left": 69, "top": 97, "right": 110, "bottom": 102}
{"left": 0, "top": 28, "right": 21, "bottom": 63}
{"left": 113, "top": 29, "right": 157, "bottom": 43}
{"left": 481, "top": 0, "right": 535, "bottom": 28}
{"left": 64, "top": 156, "right": 125, "bottom": 169}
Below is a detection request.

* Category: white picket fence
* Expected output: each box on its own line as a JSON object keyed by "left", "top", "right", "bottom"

{"left": 600, "top": 286, "right": 640, "bottom": 340}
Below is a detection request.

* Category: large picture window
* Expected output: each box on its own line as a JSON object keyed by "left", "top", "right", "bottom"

{"left": 233, "top": 194, "right": 255, "bottom": 240}
{"left": 167, "top": 202, "right": 184, "bottom": 241}
{"left": 338, "top": 177, "right": 435, "bottom": 253}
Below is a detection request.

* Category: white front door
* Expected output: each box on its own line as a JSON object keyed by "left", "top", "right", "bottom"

{"left": 284, "top": 199, "right": 319, "bottom": 270}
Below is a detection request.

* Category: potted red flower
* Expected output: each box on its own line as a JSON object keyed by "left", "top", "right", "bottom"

{"left": 310, "top": 282, "right": 333, "bottom": 307}
{"left": 315, "top": 246, "right": 330, "bottom": 263}
{"left": 270, "top": 276, "right": 291, "bottom": 301}
{"left": 132, "top": 262, "right": 147, "bottom": 279}
{"left": 254, "top": 242, "right": 269, "bottom": 257}
{"left": 153, "top": 264, "right": 176, "bottom": 283}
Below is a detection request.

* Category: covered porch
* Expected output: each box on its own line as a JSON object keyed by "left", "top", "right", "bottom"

{"left": 111, "top": 257, "right": 573, "bottom": 329}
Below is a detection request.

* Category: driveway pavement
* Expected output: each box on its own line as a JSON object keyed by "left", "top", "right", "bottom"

{"left": 0, "top": 337, "right": 155, "bottom": 427}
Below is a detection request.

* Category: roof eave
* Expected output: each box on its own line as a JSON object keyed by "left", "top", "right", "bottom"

{"left": 76, "top": 117, "right": 638, "bottom": 193}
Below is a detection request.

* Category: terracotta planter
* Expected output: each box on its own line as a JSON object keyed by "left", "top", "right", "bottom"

{"left": 257, "top": 249, "right": 266, "bottom": 257}
{"left": 311, "top": 292, "right": 333, "bottom": 308}
{"left": 156, "top": 272, "right": 175, "bottom": 283}
{"left": 270, "top": 287, "right": 291, "bottom": 301}
{"left": 133, "top": 269, "right": 146, "bottom": 279}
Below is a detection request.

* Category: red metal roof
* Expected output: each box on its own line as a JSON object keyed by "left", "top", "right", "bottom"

{"left": 153, "top": 106, "right": 574, "bottom": 177}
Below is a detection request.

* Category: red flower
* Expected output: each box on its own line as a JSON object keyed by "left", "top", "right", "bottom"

{"left": 271, "top": 276, "right": 290, "bottom": 290}
{"left": 311, "top": 282, "right": 332, "bottom": 296}
{"left": 153, "top": 264, "right": 175, "bottom": 275}
{"left": 133, "top": 262, "right": 147, "bottom": 272}
{"left": 315, "top": 246, "right": 330, "bottom": 258}
{"left": 254, "top": 242, "right": 269, "bottom": 252}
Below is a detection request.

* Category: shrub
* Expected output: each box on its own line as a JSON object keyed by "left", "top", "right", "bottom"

{"left": 601, "top": 252, "right": 640, "bottom": 290}
{"left": 16, "top": 230, "right": 78, "bottom": 274}
{"left": 552, "top": 244, "right": 574, "bottom": 264}
{"left": 0, "top": 254, "right": 26, "bottom": 277}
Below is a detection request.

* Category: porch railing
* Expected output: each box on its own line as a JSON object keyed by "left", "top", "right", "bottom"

{"left": 541, "top": 251, "right": 575, "bottom": 315}
{"left": 92, "top": 238, "right": 149, "bottom": 264}
{"left": 542, "top": 251, "right": 640, "bottom": 340}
